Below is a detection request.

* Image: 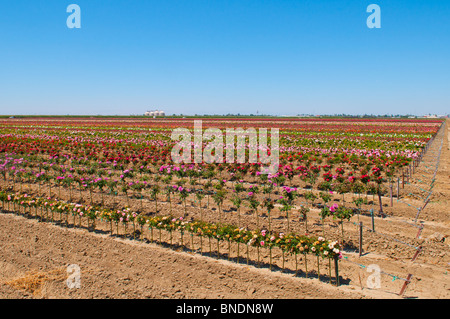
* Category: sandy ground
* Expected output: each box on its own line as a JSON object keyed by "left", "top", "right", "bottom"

{"left": 0, "top": 120, "right": 449, "bottom": 299}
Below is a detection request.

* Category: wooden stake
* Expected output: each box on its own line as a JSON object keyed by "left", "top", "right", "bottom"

{"left": 414, "top": 208, "right": 422, "bottom": 223}
{"left": 358, "top": 222, "right": 363, "bottom": 257}
{"left": 334, "top": 257, "right": 340, "bottom": 286}
{"left": 399, "top": 274, "right": 413, "bottom": 297}
{"left": 402, "top": 172, "right": 405, "bottom": 189}
{"left": 390, "top": 184, "right": 393, "bottom": 207}
{"left": 317, "top": 256, "right": 320, "bottom": 281}
{"left": 371, "top": 210, "right": 375, "bottom": 232}
{"left": 411, "top": 246, "right": 422, "bottom": 262}
{"left": 415, "top": 225, "right": 424, "bottom": 239}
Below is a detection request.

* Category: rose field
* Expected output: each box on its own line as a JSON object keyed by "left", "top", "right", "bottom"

{"left": 0, "top": 116, "right": 449, "bottom": 299}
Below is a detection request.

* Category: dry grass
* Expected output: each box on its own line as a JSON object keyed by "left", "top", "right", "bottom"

{"left": 3, "top": 268, "right": 66, "bottom": 296}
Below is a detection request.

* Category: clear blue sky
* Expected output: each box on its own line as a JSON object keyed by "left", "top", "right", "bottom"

{"left": 0, "top": 0, "right": 449, "bottom": 116}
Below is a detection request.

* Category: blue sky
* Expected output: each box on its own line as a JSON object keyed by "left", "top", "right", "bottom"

{"left": 0, "top": 0, "right": 449, "bottom": 116}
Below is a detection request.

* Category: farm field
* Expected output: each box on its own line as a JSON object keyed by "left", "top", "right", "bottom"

{"left": 0, "top": 116, "right": 448, "bottom": 299}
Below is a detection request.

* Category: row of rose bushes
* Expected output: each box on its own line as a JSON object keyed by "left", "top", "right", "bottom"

{"left": 0, "top": 137, "right": 420, "bottom": 182}
{"left": 0, "top": 154, "right": 390, "bottom": 220}
{"left": 0, "top": 159, "right": 389, "bottom": 221}
{"left": 0, "top": 125, "right": 432, "bottom": 153}
{"left": 1, "top": 150, "right": 401, "bottom": 196}
{"left": 0, "top": 123, "right": 429, "bottom": 170}
{"left": 0, "top": 190, "right": 342, "bottom": 260}
{"left": 3, "top": 159, "right": 391, "bottom": 194}
{"left": 0, "top": 117, "right": 442, "bottom": 135}
{"left": 0, "top": 128, "right": 426, "bottom": 160}
{"left": 0, "top": 126, "right": 424, "bottom": 198}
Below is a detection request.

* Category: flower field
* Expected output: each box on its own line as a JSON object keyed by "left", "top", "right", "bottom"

{"left": 0, "top": 116, "right": 448, "bottom": 298}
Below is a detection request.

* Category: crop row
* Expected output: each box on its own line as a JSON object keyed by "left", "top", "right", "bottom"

{"left": 0, "top": 189, "right": 343, "bottom": 284}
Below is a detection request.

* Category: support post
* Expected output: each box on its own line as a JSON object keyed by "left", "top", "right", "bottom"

{"left": 414, "top": 208, "right": 422, "bottom": 223}
{"left": 358, "top": 222, "right": 363, "bottom": 257}
{"left": 371, "top": 210, "right": 375, "bottom": 232}
{"left": 390, "top": 183, "right": 393, "bottom": 207}
{"left": 407, "top": 166, "right": 410, "bottom": 183}
{"left": 334, "top": 257, "right": 340, "bottom": 287}
{"left": 415, "top": 225, "right": 424, "bottom": 239}
{"left": 421, "top": 198, "right": 430, "bottom": 212}
{"left": 411, "top": 246, "right": 422, "bottom": 262}
{"left": 399, "top": 274, "right": 413, "bottom": 297}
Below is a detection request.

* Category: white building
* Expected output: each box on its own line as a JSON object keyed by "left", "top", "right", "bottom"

{"left": 144, "top": 110, "right": 165, "bottom": 117}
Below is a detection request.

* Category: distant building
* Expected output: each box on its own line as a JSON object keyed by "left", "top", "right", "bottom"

{"left": 144, "top": 110, "right": 165, "bottom": 117}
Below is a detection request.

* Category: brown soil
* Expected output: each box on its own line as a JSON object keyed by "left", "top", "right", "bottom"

{"left": 0, "top": 120, "right": 449, "bottom": 299}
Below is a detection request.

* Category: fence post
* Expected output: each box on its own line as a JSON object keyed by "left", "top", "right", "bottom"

{"left": 411, "top": 246, "right": 422, "bottom": 262}
{"left": 421, "top": 198, "right": 430, "bottom": 211}
{"left": 399, "top": 274, "right": 413, "bottom": 297}
{"left": 415, "top": 225, "right": 424, "bottom": 239}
